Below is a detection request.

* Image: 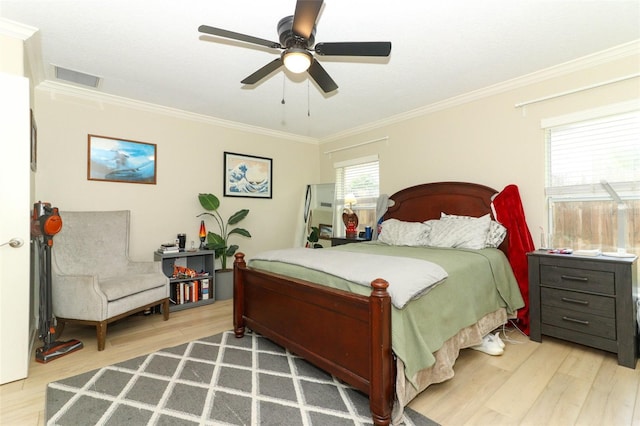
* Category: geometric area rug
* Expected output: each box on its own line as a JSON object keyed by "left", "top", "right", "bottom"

{"left": 46, "top": 331, "right": 439, "bottom": 426}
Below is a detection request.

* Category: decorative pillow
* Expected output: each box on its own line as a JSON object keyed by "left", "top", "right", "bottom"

{"left": 378, "top": 219, "right": 431, "bottom": 246}
{"left": 485, "top": 221, "right": 507, "bottom": 248}
{"left": 440, "top": 213, "right": 507, "bottom": 248}
{"left": 427, "top": 214, "right": 491, "bottom": 249}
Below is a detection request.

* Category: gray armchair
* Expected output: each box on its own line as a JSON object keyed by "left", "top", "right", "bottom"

{"left": 51, "top": 210, "right": 169, "bottom": 350}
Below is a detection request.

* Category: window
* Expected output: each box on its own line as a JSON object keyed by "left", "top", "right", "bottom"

{"left": 334, "top": 155, "right": 380, "bottom": 237}
{"left": 545, "top": 110, "right": 640, "bottom": 255}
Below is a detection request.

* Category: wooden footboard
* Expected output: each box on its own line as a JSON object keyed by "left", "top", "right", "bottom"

{"left": 233, "top": 253, "right": 395, "bottom": 425}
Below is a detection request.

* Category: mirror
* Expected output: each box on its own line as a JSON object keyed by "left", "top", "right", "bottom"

{"left": 295, "top": 183, "right": 335, "bottom": 248}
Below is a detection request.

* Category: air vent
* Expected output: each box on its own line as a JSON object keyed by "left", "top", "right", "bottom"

{"left": 54, "top": 66, "right": 101, "bottom": 88}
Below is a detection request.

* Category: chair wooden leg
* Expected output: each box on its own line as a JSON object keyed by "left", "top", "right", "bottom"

{"left": 162, "top": 298, "right": 170, "bottom": 321}
{"left": 96, "top": 321, "right": 107, "bottom": 351}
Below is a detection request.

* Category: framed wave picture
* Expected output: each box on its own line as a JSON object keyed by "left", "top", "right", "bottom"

{"left": 223, "top": 152, "right": 272, "bottom": 199}
{"left": 88, "top": 135, "right": 157, "bottom": 184}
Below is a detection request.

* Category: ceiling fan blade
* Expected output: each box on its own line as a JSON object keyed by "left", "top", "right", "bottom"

{"left": 315, "top": 42, "right": 392, "bottom": 57}
{"left": 241, "top": 58, "right": 283, "bottom": 85}
{"left": 198, "top": 25, "right": 282, "bottom": 49}
{"left": 292, "top": 0, "right": 323, "bottom": 39}
{"left": 307, "top": 59, "right": 338, "bottom": 93}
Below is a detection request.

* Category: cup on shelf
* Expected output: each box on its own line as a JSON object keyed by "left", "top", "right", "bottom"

{"left": 177, "top": 233, "right": 186, "bottom": 250}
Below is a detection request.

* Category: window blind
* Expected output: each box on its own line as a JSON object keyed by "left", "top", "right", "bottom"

{"left": 334, "top": 159, "right": 380, "bottom": 201}
{"left": 333, "top": 157, "right": 380, "bottom": 237}
{"left": 544, "top": 110, "right": 640, "bottom": 256}
{"left": 546, "top": 110, "right": 640, "bottom": 199}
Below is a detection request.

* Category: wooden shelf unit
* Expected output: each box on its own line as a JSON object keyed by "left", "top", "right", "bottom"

{"left": 154, "top": 250, "right": 215, "bottom": 311}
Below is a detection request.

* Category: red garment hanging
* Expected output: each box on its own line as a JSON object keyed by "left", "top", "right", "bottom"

{"left": 492, "top": 184, "right": 535, "bottom": 335}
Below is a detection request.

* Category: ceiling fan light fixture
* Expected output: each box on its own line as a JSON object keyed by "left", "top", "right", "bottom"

{"left": 282, "top": 48, "right": 312, "bottom": 73}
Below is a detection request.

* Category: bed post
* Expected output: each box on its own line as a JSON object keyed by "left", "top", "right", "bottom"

{"left": 233, "top": 253, "right": 246, "bottom": 338}
{"left": 369, "top": 278, "right": 393, "bottom": 426}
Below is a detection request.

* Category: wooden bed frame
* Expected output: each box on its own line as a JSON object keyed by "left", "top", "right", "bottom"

{"left": 233, "top": 181, "right": 506, "bottom": 425}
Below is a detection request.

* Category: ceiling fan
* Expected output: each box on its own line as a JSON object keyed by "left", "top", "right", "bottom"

{"left": 198, "top": 0, "right": 391, "bottom": 93}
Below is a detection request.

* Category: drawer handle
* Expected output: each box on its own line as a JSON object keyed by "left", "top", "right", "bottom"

{"left": 560, "top": 274, "right": 588, "bottom": 282}
{"left": 561, "top": 297, "right": 589, "bottom": 305}
{"left": 562, "top": 316, "right": 589, "bottom": 326}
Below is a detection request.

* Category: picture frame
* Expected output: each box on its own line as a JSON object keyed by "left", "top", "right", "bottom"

{"left": 319, "top": 224, "right": 333, "bottom": 239}
{"left": 87, "top": 134, "right": 157, "bottom": 184}
{"left": 223, "top": 151, "right": 272, "bottom": 198}
{"left": 30, "top": 110, "right": 37, "bottom": 172}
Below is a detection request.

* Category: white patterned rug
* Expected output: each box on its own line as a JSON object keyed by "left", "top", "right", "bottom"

{"left": 46, "top": 331, "right": 438, "bottom": 425}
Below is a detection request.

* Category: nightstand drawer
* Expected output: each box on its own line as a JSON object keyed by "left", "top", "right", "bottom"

{"left": 541, "top": 287, "right": 614, "bottom": 318}
{"left": 540, "top": 265, "right": 615, "bottom": 295}
{"left": 541, "top": 305, "right": 616, "bottom": 340}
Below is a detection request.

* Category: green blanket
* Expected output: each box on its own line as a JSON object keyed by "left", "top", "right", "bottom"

{"left": 249, "top": 242, "right": 524, "bottom": 388}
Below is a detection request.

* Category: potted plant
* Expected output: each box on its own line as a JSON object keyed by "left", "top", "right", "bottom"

{"left": 306, "top": 226, "right": 323, "bottom": 248}
{"left": 197, "top": 193, "right": 251, "bottom": 299}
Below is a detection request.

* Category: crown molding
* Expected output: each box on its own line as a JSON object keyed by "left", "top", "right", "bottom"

{"left": 25, "top": 31, "right": 45, "bottom": 86}
{"left": 0, "top": 18, "right": 37, "bottom": 40}
{"left": 36, "top": 80, "right": 318, "bottom": 144}
{"left": 33, "top": 38, "right": 638, "bottom": 145}
{"left": 0, "top": 18, "right": 45, "bottom": 86}
{"left": 320, "top": 40, "right": 640, "bottom": 143}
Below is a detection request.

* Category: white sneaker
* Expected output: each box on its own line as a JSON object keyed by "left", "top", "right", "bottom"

{"left": 488, "top": 332, "right": 505, "bottom": 349}
{"left": 471, "top": 335, "right": 504, "bottom": 356}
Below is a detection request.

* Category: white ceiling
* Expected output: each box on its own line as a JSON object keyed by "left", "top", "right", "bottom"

{"left": 1, "top": 0, "right": 639, "bottom": 140}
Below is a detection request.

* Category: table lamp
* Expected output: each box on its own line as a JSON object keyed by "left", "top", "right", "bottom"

{"left": 342, "top": 194, "right": 358, "bottom": 238}
{"left": 199, "top": 220, "right": 207, "bottom": 250}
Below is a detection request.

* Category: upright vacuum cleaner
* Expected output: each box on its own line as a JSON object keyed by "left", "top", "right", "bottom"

{"left": 32, "top": 202, "right": 83, "bottom": 363}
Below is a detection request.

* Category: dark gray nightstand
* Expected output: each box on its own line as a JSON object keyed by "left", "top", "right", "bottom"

{"left": 527, "top": 250, "right": 638, "bottom": 368}
{"left": 331, "top": 237, "right": 370, "bottom": 246}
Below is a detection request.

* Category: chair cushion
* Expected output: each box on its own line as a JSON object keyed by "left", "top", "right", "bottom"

{"left": 53, "top": 211, "right": 131, "bottom": 277}
{"left": 100, "top": 273, "right": 167, "bottom": 302}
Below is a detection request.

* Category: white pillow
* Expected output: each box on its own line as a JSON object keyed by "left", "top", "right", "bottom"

{"left": 378, "top": 219, "right": 431, "bottom": 246}
{"left": 427, "top": 214, "right": 491, "bottom": 249}
{"left": 440, "top": 213, "right": 507, "bottom": 248}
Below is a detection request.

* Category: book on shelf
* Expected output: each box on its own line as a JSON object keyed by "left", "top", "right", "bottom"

{"left": 191, "top": 281, "right": 199, "bottom": 303}
{"left": 158, "top": 244, "right": 179, "bottom": 253}
{"left": 170, "top": 282, "right": 181, "bottom": 305}
{"left": 171, "top": 281, "right": 207, "bottom": 305}
{"left": 201, "top": 278, "right": 210, "bottom": 300}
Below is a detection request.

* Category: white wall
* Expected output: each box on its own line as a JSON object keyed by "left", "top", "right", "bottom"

{"left": 33, "top": 47, "right": 639, "bottom": 262}
{"left": 34, "top": 89, "right": 319, "bottom": 262}
{"left": 318, "top": 53, "right": 640, "bottom": 245}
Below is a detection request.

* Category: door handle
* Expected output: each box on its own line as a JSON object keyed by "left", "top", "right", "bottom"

{"left": 0, "top": 238, "right": 24, "bottom": 248}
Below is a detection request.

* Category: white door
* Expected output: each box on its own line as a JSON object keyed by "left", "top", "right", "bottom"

{"left": 0, "top": 72, "right": 31, "bottom": 384}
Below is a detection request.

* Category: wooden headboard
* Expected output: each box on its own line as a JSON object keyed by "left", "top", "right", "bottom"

{"left": 383, "top": 181, "right": 508, "bottom": 253}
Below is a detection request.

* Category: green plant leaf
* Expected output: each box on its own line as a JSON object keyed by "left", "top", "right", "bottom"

{"left": 225, "top": 244, "right": 239, "bottom": 257}
{"left": 206, "top": 241, "right": 225, "bottom": 250}
{"left": 196, "top": 212, "right": 215, "bottom": 219}
{"left": 214, "top": 247, "right": 225, "bottom": 260}
{"left": 198, "top": 193, "right": 220, "bottom": 211}
{"left": 307, "top": 226, "right": 319, "bottom": 243}
{"left": 228, "top": 209, "right": 249, "bottom": 225}
{"left": 228, "top": 228, "right": 251, "bottom": 238}
{"left": 197, "top": 193, "right": 250, "bottom": 269}
{"left": 206, "top": 232, "right": 224, "bottom": 247}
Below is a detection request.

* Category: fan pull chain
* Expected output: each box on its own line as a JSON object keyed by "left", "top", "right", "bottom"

{"left": 281, "top": 74, "right": 286, "bottom": 104}
{"left": 307, "top": 80, "right": 311, "bottom": 117}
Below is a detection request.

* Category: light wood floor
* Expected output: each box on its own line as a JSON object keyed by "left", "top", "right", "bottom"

{"left": 1, "top": 300, "right": 638, "bottom": 426}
